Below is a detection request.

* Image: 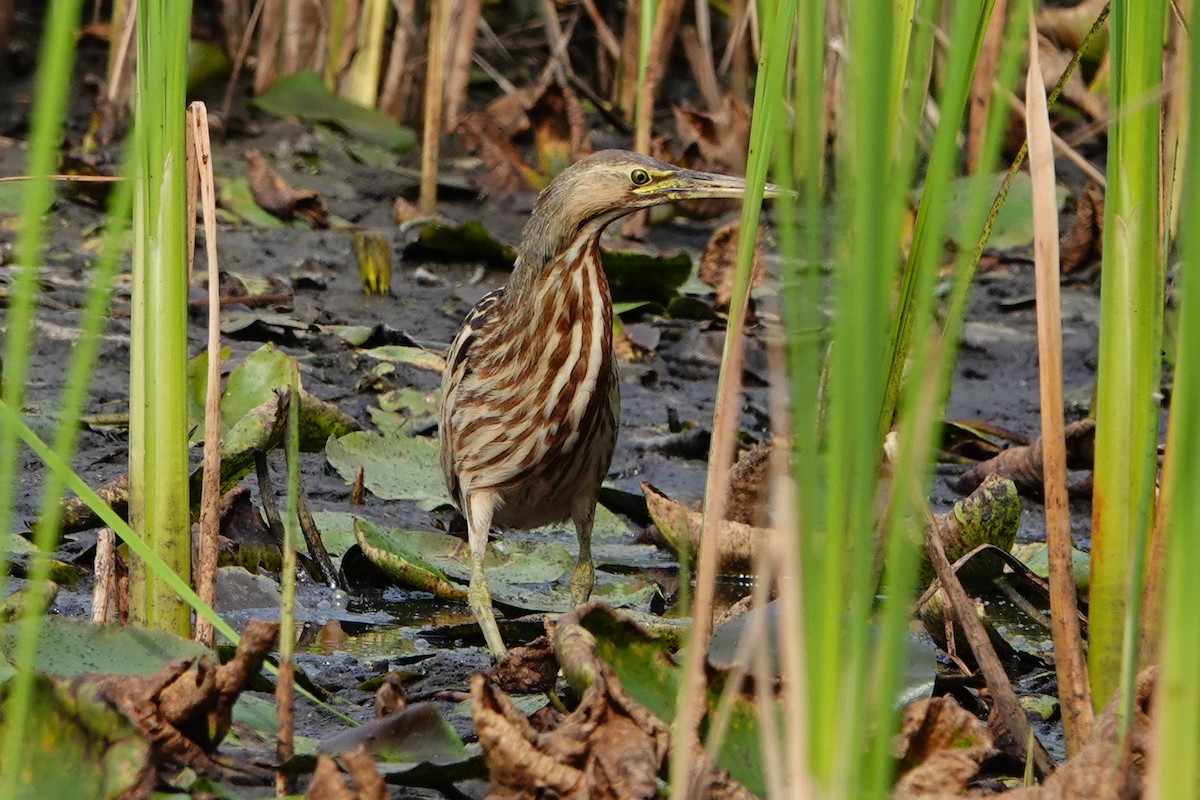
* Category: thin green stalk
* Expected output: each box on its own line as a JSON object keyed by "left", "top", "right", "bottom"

{"left": 879, "top": 0, "right": 998, "bottom": 439}
{"left": 1090, "top": 0, "right": 1167, "bottom": 711}
{"left": 128, "top": 0, "right": 194, "bottom": 634}
{"left": 0, "top": 141, "right": 127, "bottom": 800}
{"left": 0, "top": 0, "right": 84, "bottom": 601}
{"left": 1147, "top": 27, "right": 1200, "bottom": 792}
{"left": 667, "top": 0, "right": 792, "bottom": 794}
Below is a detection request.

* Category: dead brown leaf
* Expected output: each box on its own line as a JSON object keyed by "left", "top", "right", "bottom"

{"left": 87, "top": 619, "right": 279, "bottom": 785}
{"left": 456, "top": 110, "right": 538, "bottom": 199}
{"left": 373, "top": 673, "right": 406, "bottom": 718}
{"left": 306, "top": 746, "right": 387, "bottom": 800}
{"left": 486, "top": 634, "right": 560, "bottom": 695}
{"left": 1060, "top": 182, "right": 1104, "bottom": 274}
{"left": 472, "top": 662, "right": 667, "bottom": 800}
{"left": 667, "top": 94, "right": 752, "bottom": 220}
{"left": 893, "top": 696, "right": 995, "bottom": 799}
{"left": 244, "top": 149, "right": 329, "bottom": 228}
{"left": 697, "top": 219, "right": 766, "bottom": 314}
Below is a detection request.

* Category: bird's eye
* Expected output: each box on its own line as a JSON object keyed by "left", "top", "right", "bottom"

{"left": 630, "top": 168, "right": 651, "bottom": 186}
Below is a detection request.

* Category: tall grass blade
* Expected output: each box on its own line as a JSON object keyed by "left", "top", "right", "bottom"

{"left": 1090, "top": 0, "right": 1167, "bottom": 711}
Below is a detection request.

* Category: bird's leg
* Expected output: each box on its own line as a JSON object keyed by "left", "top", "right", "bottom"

{"left": 570, "top": 505, "right": 596, "bottom": 607}
{"left": 466, "top": 492, "right": 507, "bottom": 658}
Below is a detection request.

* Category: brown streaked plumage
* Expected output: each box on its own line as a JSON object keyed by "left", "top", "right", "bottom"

{"left": 439, "top": 150, "right": 776, "bottom": 657}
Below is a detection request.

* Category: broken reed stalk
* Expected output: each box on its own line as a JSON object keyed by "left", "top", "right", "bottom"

{"left": 1024, "top": 20, "right": 1093, "bottom": 756}
{"left": 91, "top": 528, "right": 117, "bottom": 623}
{"left": 276, "top": 378, "right": 302, "bottom": 795}
{"left": 924, "top": 516, "right": 1055, "bottom": 777}
{"left": 419, "top": 0, "right": 446, "bottom": 212}
{"left": 190, "top": 101, "right": 223, "bottom": 649}
{"left": 341, "top": 0, "right": 389, "bottom": 107}
{"left": 632, "top": 0, "right": 685, "bottom": 156}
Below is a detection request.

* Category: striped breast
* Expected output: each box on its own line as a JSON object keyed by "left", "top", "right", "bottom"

{"left": 439, "top": 243, "right": 618, "bottom": 528}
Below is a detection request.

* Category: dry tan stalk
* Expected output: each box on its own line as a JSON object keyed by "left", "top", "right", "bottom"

{"left": 442, "top": 0, "right": 482, "bottom": 131}
{"left": 926, "top": 513, "right": 1055, "bottom": 776}
{"left": 1025, "top": 16, "right": 1094, "bottom": 755}
{"left": 282, "top": 0, "right": 321, "bottom": 76}
{"left": 379, "top": 0, "right": 417, "bottom": 121}
{"left": 91, "top": 527, "right": 117, "bottom": 623}
{"left": 253, "top": 0, "right": 284, "bottom": 94}
{"left": 616, "top": 0, "right": 641, "bottom": 114}
{"left": 719, "top": 0, "right": 752, "bottom": 93}
{"left": 967, "top": 0, "right": 1009, "bottom": 171}
{"left": 106, "top": 0, "right": 137, "bottom": 106}
{"left": 189, "top": 102, "right": 224, "bottom": 649}
{"left": 419, "top": 0, "right": 446, "bottom": 211}
{"left": 633, "top": 0, "right": 686, "bottom": 157}
{"left": 680, "top": 25, "right": 722, "bottom": 112}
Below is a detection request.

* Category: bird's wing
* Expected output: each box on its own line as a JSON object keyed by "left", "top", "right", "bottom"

{"left": 445, "top": 287, "right": 505, "bottom": 378}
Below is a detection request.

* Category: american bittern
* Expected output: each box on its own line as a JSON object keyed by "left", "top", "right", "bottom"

{"left": 439, "top": 150, "right": 774, "bottom": 656}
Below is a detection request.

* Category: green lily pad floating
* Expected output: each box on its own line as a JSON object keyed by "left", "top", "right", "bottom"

{"left": 354, "top": 518, "right": 468, "bottom": 601}
{"left": 1011, "top": 542, "right": 1091, "bottom": 596}
{"left": 0, "top": 617, "right": 209, "bottom": 681}
{"left": 353, "top": 518, "right": 656, "bottom": 613}
{"left": 321, "top": 702, "right": 468, "bottom": 766}
{"left": 253, "top": 69, "right": 416, "bottom": 151}
{"left": 601, "top": 249, "right": 692, "bottom": 306}
{"left": 190, "top": 344, "right": 359, "bottom": 450}
{"left": 0, "top": 673, "right": 153, "bottom": 800}
{"left": 402, "top": 219, "right": 517, "bottom": 266}
{"left": 360, "top": 344, "right": 446, "bottom": 373}
{"left": 308, "top": 511, "right": 362, "bottom": 559}
{"left": 326, "top": 427, "right": 447, "bottom": 510}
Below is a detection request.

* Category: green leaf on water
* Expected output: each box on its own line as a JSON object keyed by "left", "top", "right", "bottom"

{"left": 326, "top": 428, "right": 446, "bottom": 510}
{"left": 253, "top": 70, "right": 416, "bottom": 152}
{"left": 0, "top": 617, "right": 208, "bottom": 680}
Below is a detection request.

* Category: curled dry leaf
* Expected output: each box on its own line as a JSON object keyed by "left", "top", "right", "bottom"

{"left": 952, "top": 418, "right": 1095, "bottom": 497}
{"left": 667, "top": 94, "right": 752, "bottom": 220}
{"left": 697, "top": 219, "right": 766, "bottom": 314}
{"left": 373, "top": 673, "right": 407, "bottom": 718}
{"left": 472, "top": 662, "right": 670, "bottom": 800}
{"left": 486, "top": 634, "right": 560, "bottom": 695}
{"left": 893, "top": 696, "right": 995, "bottom": 799}
{"left": 307, "top": 746, "right": 387, "bottom": 800}
{"left": 244, "top": 149, "right": 330, "bottom": 228}
{"left": 86, "top": 618, "right": 279, "bottom": 784}
{"left": 1060, "top": 182, "right": 1104, "bottom": 274}
{"left": 643, "top": 482, "right": 763, "bottom": 574}
{"left": 456, "top": 110, "right": 538, "bottom": 199}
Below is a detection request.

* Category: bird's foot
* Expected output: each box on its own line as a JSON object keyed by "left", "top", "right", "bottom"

{"left": 469, "top": 563, "right": 507, "bottom": 658}
{"left": 568, "top": 557, "right": 595, "bottom": 607}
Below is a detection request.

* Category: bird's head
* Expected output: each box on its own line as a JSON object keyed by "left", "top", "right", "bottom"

{"left": 516, "top": 150, "right": 781, "bottom": 273}
{"left": 533, "top": 149, "right": 780, "bottom": 229}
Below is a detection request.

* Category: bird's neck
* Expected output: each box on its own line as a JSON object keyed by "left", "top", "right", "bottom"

{"left": 502, "top": 220, "right": 613, "bottom": 344}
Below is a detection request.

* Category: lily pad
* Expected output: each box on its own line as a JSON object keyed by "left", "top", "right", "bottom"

{"left": 320, "top": 702, "right": 468, "bottom": 766}
{"left": 0, "top": 673, "right": 153, "bottom": 800}
{"left": 359, "top": 345, "right": 446, "bottom": 374}
{"left": 326, "top": 428, "right": 446, "bottom": 510}
{"left": 601, "top": 249, "right": 693, "bottom": 306}
{"left": 0, "top": 617, "right": 209, "bottom": 680}
{"left": 402, "top": 219, "right": 517, "bottom": 266}
{"left": 352, "top": 518, "right": 657, "bottom": 613}
{"left": 253, "top": 70, "right": 416, "bottom": 151}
